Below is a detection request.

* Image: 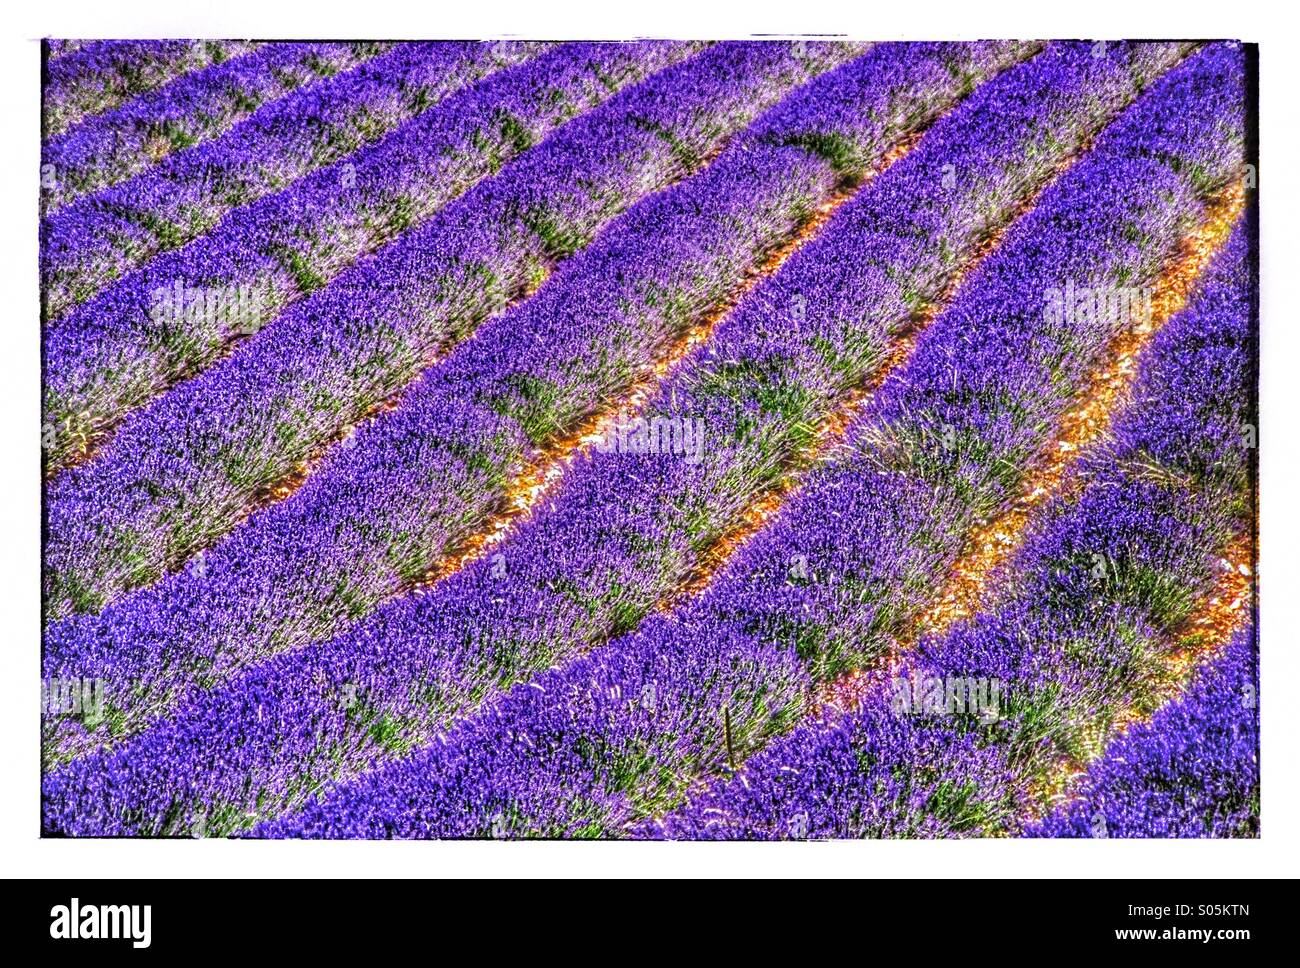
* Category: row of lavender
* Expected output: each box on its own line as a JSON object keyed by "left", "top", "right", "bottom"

{"left": 249, "top": 43, "right": 1247, "bottom": 839}
{"left": 41, "top": 41, "right": 1028, "bottom": 760}
{"left": 45, "top": 40, "right": 258, "bottom": 137}
{"left": 40, "top": 41, "right": 1197, "bottom": 836}
{"left": 41, "top": 40, "right": 558, "bottom": 325}
{"left": 42, "top": 41, "right": 855, "bottom": 617}
{"left": 652, "top": 212, "right": 1255, "bottom": 840}
{"left": 42, "top": 42, "right": 387, "bottom": 212}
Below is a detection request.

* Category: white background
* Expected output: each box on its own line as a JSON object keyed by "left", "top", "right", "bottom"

{"left": 2, "top": 0, "right": 1293, "bottom": 878}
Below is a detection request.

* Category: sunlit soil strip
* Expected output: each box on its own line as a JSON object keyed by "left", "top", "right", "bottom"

{"left": 1026, "top": 531, "right": 1254, "bottom": 821}
{"left": 823, "top": 180, "right": 1246, "bottom": 714}
{"left": 410, "top": 141, "right": 924, "bottom": 594}
{"left": 44, "top": 414, "right": 96, "bottom": 479}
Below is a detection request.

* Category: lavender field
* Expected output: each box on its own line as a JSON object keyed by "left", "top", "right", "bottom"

{"left": 40, "top": 39, "right": 1259, "bottom": 840}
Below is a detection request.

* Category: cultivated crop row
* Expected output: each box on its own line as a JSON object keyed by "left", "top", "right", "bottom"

{"left": 43, "top": 37, "right": 692, "bottom": 552}
{"left": 40, "top": 41, "right": 561, "bottom": 321}
{"left": 247, "top": 43, "right": 1245, "bottom": 839}
{"left": 1028, "top": 622, "right": 1258, "bottom": 838}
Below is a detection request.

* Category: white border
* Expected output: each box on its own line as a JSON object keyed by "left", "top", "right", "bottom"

{"left": 3, "top": 0, "right": 1295, "bottom": 879}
